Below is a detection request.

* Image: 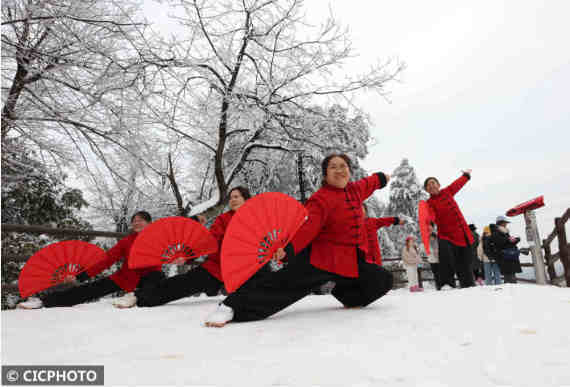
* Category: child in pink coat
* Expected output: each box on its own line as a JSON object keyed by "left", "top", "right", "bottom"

{"left": 402, "top": 236, "right": 423, "bottom": 292}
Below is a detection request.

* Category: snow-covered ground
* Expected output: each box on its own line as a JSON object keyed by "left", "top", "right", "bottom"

{"left": 2, "top": 284, "right": 569, "bottom": 387}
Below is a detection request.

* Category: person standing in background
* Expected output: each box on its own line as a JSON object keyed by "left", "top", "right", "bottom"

{"left": 402, "top": 236, "right": 423, "bottom": 292}
{"left": 427, "top": 223, "right": 441, "bottom": 290}
{"left": 362, "top": 203, "right": 405, "bottom": 266}
{"left": 424, "top": 171, "right": 475, "bottom": 288}
{"left": 480, "top": 226, "right": 502, "bottom": 285}
{"left": 469, "top": 224, "right": 484, "bottom": 285}
{"left": 490, "top": 216, "right": 522, "bottom": 284}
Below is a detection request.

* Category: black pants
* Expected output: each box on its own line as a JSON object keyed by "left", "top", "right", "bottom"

{"left": 473, "top": 267, "right": 484, "bottom": 280}
{"left": 42, "top": 272, "right": 166, "bottom": 308}
{"left": 136, "top": 266, "right": 223, "bottom": 307}
{"left": 503, "top": 274, "right": 517, "bottom": 284}
{"left": 429, "top": 263, "right": 441, "bottom": 290}
{"left": 42, "top": 278, "right": 121, "bottom": 307}
{"left": 438, "top": 239, "right": 475, "bottom": 288}
{"left": 471, "top": 253, "right": 483, "bottom": 280}
{"left": 223, "top": 247, "right": 393, "bottom": 322}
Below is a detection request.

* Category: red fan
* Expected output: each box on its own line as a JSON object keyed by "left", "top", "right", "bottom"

{"left": 221, "top": 192, "right": 308, "bottom": 293}
{"left": 418, "top": 200, "right": 436, "bottom": 255}
{"left": 128, "top": 217, "right": 218, "bottom": 269}
{"left": 18, "top": 241, "right": 106, "bottom": 298}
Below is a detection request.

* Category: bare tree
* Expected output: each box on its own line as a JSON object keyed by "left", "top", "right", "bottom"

{"left": 1, "top": 0, "right": 404, "bottom": 226}
{"left": 1, "top": 0, "right": 149, "bottom": 181}
{"left": 141, "top": 0, "right": 404, "bottom": 217}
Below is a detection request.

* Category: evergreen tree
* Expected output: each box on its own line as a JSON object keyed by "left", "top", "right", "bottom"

{"left": 383, "top": 158, "right": 429, "bottom": 255}
{"left": 1, "top": 149, "right": 93, "bottom": 309}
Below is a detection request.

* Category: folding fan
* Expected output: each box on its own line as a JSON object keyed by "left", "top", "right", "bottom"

{"left": 18, "top": 240, "right": 106, "bottom": 298}
{"left": 221, "top": 192, "right": 308, "bottom": 293}
{"left": 418, "top": 200, "right": 436, "bottom": 255}
{"left": 128, "top": 216, "right": 218, "bottom": 269}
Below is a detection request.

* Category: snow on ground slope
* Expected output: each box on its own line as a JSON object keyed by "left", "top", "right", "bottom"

{"left": 2, "top": 284, "right": 569, "bottom": 387}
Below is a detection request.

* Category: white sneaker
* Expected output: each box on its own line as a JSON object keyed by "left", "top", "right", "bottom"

{"left": 440, "top": 285, "right": 454, "bottom": 291}
{"left": 112, "top": 292, "right": 137, "bottom": 309}
{"left": 17, "top": 297, "right": 43, "bottom": 309}
{"left": 205, "top": 303, "right": 234, "bottom": 327}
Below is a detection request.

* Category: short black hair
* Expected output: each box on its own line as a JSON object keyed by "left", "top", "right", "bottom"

{"left": 423, "top": 177, "right": 440, "bottom": 190}
{"left": 229, "top": 186, "right": 251, "bottom": 201}
{"left": 131, "top": 211, "right": 152, "bottom": 223}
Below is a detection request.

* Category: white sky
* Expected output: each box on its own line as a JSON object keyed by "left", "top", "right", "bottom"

{"left": 142, "top": 1, "right": 569, "bottom": 246}
{"left": 302, "top": 0, "right": 570, "bottom": 243}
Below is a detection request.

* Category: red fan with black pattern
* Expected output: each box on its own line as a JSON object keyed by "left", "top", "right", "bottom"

{"left": 18, "top": 240, "right": 106, "bottom": 298}
{"left": 128, "top": 216, "right": 218, "bottom": 268}
{"left": 221, "top": 192, "right": 308, "bottom": 293}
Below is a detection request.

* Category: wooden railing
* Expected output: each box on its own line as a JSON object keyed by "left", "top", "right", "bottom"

{"left": 382, "top": 257, "right": 434, "bottom": 288}
{"left": 383, "top": 258, "right": 542, "bottom": 287}
{"left": 3, "top": 215, "right": 568, "bottom": 294}
{"left": 1, "top": 223, "right": 128, "bottom": 239}
{"left": 542, "top": 208, "right": 570, "bottom": 287}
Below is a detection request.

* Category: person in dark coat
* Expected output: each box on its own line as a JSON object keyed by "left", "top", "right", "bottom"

{"left": 490, "top": 216, "right": 522, "bottom": 283}
{"left": 113, "top": 186, "right": 252, "bottom": 308}
{"left": 17, "top": 211, "right": 165, "bottom": 309}
{"left": 469, "top": 224, "right": 484, "bottom": 285}
{"left": 480, "top": 226, "right": 502, "bottom": 285}
{"left": 424, "top": 171, "right": 476, "bottom": 289}
{"left": 205, "top": 153, "right": 394, "bottom": 327}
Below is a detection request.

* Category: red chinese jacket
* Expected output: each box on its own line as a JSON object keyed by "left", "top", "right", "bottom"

{"left": 426, "top": 174, "right": 474, "bottom": 247}
{"left": 290, "top": 173, "right": 388, "bottom": 277}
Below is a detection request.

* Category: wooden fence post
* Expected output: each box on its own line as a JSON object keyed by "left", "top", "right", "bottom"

{"left": 542, "top": 241, "right": 556, "bottom": 284}
{"left": 523, "top": 210, "right": 547, "bottom": 284}
{"left": 555, "top": 217, "right": 570, "bottom": 287}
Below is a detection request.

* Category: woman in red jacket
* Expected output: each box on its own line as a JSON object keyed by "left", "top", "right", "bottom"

{"left": 205, "top": 154, "right": 393, "bottom": 327}
{"left": 362, "top": 203, "right": 404, "bottom": 266}
{"left": 424, "top": 171, "right": 475, "bottom": 288}
{"left": 114, "top": 186, "right": 252, "bottom": 308}
{"left": 17, "top": 211, "right": 164, "bottom": 309}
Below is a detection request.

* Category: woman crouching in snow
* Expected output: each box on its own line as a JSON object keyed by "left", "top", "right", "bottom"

{"left": 112, "top": 187, "right": 251, "bottom": 308}
{"left": 17, "top": 211, "right": 165, "bottom": 309}
{"left": 205, "top": 153, "right": 394, "bottom": 327}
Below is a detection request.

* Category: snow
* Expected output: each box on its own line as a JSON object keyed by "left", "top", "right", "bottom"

{"left": 188, "top": 192, "right": 220, "bottom": 217}
{"left": 2, "top": 284, "right": 570, "bottom": 387}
